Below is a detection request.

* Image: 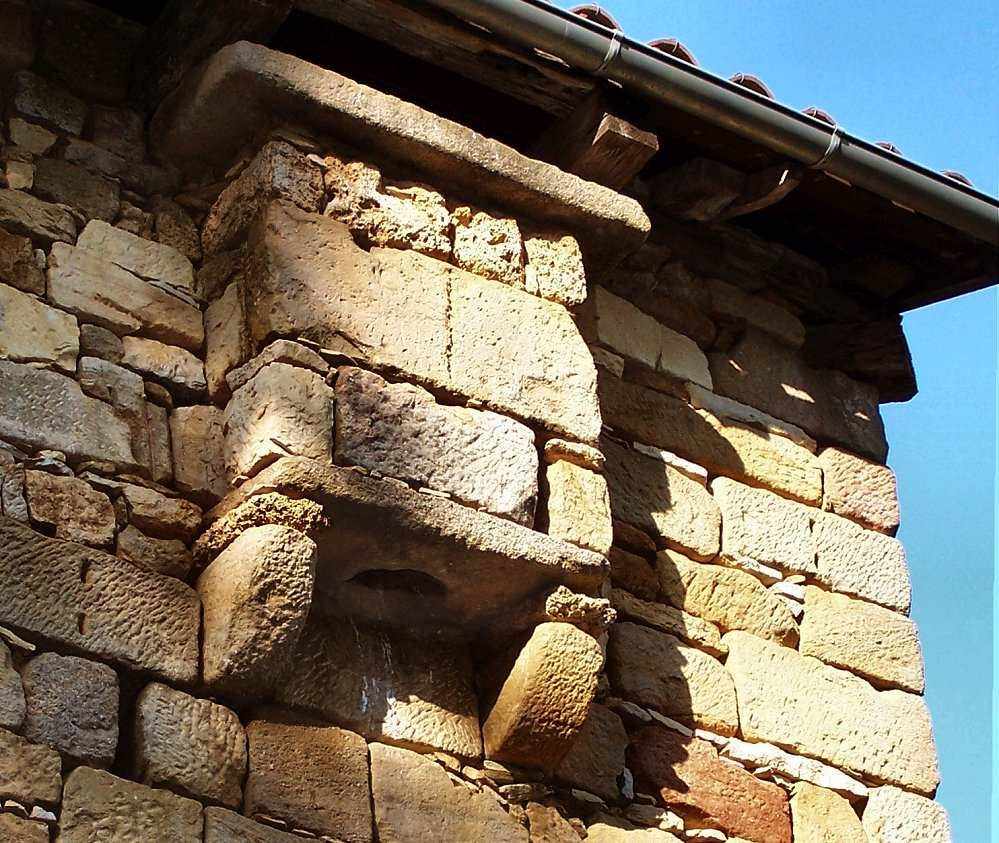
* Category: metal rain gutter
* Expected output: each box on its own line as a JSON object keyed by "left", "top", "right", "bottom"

{"left": 423, "top": 0, "right": 999, "bottom": 248}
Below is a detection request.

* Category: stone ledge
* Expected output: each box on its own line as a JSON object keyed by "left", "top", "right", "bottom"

{"left": 150, "top": 41, "right": 649, "bottom": 266}
{"left": 206, "top": 457, "right": 607, "bottom": 636}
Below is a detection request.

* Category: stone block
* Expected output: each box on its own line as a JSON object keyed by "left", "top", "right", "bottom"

{"left": 153, "top": 197, "right": 202, "bottom": 263}
{"left": 545, "top": 460, "right": 612, "bottom": 554}
{"left": 483, "top": 622, "right": 603, "bottom": 770}
{"left": 59, "top": 766, "right": 204, "bottom": 842}
{"left": 553, "top": 703, "right": 627, "bottom": 803}
{"left": 122, "top": 336, "right": 206, "bottom": 401}
{"left": 244, "top": 720, "right": 372, "bottom": 842}
{"left": 0, "top": 188, "right": 77, "bottom": 245}
{"left": 203, "top": 140, "right": 325, "bottom": 254}
{"left": 79, "top": 323, "right": 124, "bottom": 362}
{"left": 370, "top": 742, "right": 529, "bottom": 843}
{"left": 721, "top": 738, "right": 868, "bottom": 800}
{"left": 524, "top": 230, "right": 587, "bottom": 307}
{"left": 0, "top": 643, "right": 25, "bottom": 731}
{"left": 198, "top": 524, "right": 316, "bottom": 692}
{"left": 225, "top": 362, "right": 333, "bottom": 481}
{"left": 119, "top": 482, "right": 201, "bottom": 542}
{"left": 707, "top": 277, "right": 805, "bottom": 348}
{"left": 589, "top": 286, "right": 711, "bottom": 388}
{"left": 21, "top": 652, "right": 117, "bottom": 768}
{"left": 204, "top": 808, "right": 305, "bottom": 842}
{"left": 0, "top": 462, "right": 28, "bottom": 522}
{"left": 608, "top": 546, "right": 659, "bottom": 601}
{"left": 170, "top": 405, "right": 228, "bottom": 503}
{"left": 9, "top": 117, "right": 57, "bottom": 156}
{"left": 543, "top": 438, "right": 605, "bottom": 471}
{"left": 686, "top": 382, "right": 817, "bottom": 451}
{"left": 226, "top": 338, "right": 329, "bottom": 392}
{"left": 0, "top": 728, "right": 62, "bottom": 807}
{"left": 276, "top": 615, "right": 481, "bottom": 757}
{"left": 241, "top": 202, "right": 601, "bottom": 442}
{"left": 789, "top": 782, "right": 865, "bottom": 843}
{"left": 656, "top": 549, "right": 799, "bottom": 646}
{"left": 819, "top": 446, "right": 900, "bottom": 533}
{"left": 0, "top": 516, "right": 199, "bottom": 682}
{"left": 724, "top": 631, "right": 939, "bottom": 794}
{"left": 78, "top": 220, "right": 195, "bottom": 295}
{"left": 606, "top": 622, "right": 738, "bottom": 736}
{"left": 452, "top": 207, "right": 525, "bottom": 286}
{"left": 33, "top": 158, "right": 120, "bottom": 222}
{"left": 602, "top": 437, "right": 720, "bottom": 561}
{"left": 525, "top": 803, "right": 580, "bottom": 842}
{"left": 0, "top": 361, "right": 135, "bottom": 466}
{"left": 204, "top": 281, "right": 248, "bottom": 401}
{"left": 116, "top": 525, "right": 193, "bottom": 580}
{"left": 629, "top": 727, "right": 791, "bottom": 843}
{"left": 0, "top": 227, "right": 45, "bottom": 294}
{"left": 78, "top": 356, "right": 145, "bottom": 411}
{"left": 90, "top": 106, "right": 145, "bottom": 162}
{"left": 0, "top": 813, "right": 48, "bottom": 842}
{"left": 48, "top": 243, "right": 204, "bottom": 352}
{"left": 335, "top": 366, "right": 538, "bottom": 525}
{"left": 800, "top": 585, "right": 924, "bottom": 692}
{"left": 586, "top": 819, "right": 682, "bottom": 841}
{"left": 135, "top": 683, "right": 246, "bottom": 808}
{"left": 861, "top": 786, "right": 951, "bottom": 842}
{"left": 0, "top": 282, "right": 78, "bottom": 374}
{"left": 11, "top": 70, "right": 86, "bottom": 135}
{"left": 24, "top": 471, "right": 114, "bottom": 548}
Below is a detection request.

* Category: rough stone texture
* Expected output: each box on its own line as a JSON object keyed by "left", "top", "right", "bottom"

{"left": 170, "top": 405, "right": 228, "bottom": 502}
{"left": 241, "top": 202, "right": 601, "bottom": 442}
{"left": 204, "top": 807, "right": 307, "bottom": 843}
{"left": 370, "top": 742, "right": 529, "bottom": 843}
{"left": 119, "top": 482, "right": 201, "bottom": 542}
{"left": 197, "top": 524, "right": 316, "bottom": 692}
{"left": 483, "top": 622, "right": 603, "bottom": 770}
{"left": 135, "top": 683, "right": 246, "bottom": 808}
{"left": 0, "top": 282, "right": 79, "bottom": 373}
{"left": 24, "top": 470, "right": 115, "bottom": 548}
{"left": 724, "top": 631, "right": 939, "bottom": 794}
{"left": 656, "top": 549, "right": 799, "bottom": 646}
{"left": 609, "top": 588, "right": 725, "bottom": 657}
{"left": 525, "top": 803, "right": 580, "bottom": 843}
{"left": 90, "top": 105, "right": 145, "bottom": 162}
{"left": 546, "top": 460, "right": 612, "bottom": 554}
{"left": 336, "top": 366, "right": 538, "bottom": 525}
{"left": 707, "top": 277, "right": 806, "bottom": 348}
{"left": 586, "top": 818, "right": 682, "bottom": 842}
{"left": 0, "top": 188, "right": 77, "bottom": 245}
{"left": 709, "top": 328, "right": 887, "bottom": 461}
{"left": 0, "top": 226, "right": 45, "bottom": 294}
{"left": 721, "top": 738, "right": 869, "bottom": 800}
{"left": 544, "top": 586, "right": 615, "bottom": 635}
{"left": 602, "top": 437, "right": 720, "bottom": 561}
{"left": 543, "top": 438, "right": 605, "bottom": 471}
{"left": 33, "top": 157, "right": 120, "bottom": 222}
{"left": 0, "top": 516, "right": 199, "bottom": 683}
{"left": 11, "top": 70, "right": 86, "bottom": 135}
{"left": 48, "top": 243, "right": 204, "bottom": 352}
{"left": 553, "top": 703, "right": 627, "bottom": 803}
{"left": 80, "top": 323, "right": 124, "bottom": 362}
{"left": 138, "top": 400, "right": 174, "bottom": 483}
{"left": 0, "top": 813, "right": 48, "bottom": 842}
{"left": 152, "top": 42, "right": 648, "bottom": 264}
{"left": 0, "top": 642, "right": 25, "bottom": 731}
{"left": 276, "top": 614, "right": 481, "bottom": 758}
{"left": 800, "top": 586, "right": 924, "bottom": 693}
{"left": 452, "top": 207, "right": 525, "bottom": 286}
{"left": 122, "top": 336, "right": 206, "bottom": 401}
{"left": 862, "top": 786, "right": 951, "bottom": 842}
{"left": 0, "top": 460, "right": 28, "bottom": 522}
{"left": 818, "top": 447, "right": 900, "bottom": 533}
{"left": 116, "top": 525, "right": 193, "bottom": 580}
{"left": 244, "top": 720, "right": 372, "bottom": 842}
{"left": 204, "top": 281, "right": 248, "bottom": 400}
{"left": 789, "top": 782, "right": 866, "bottom": 843}
{"left": 686, "top": 382, "right": 817, "bottom": 451}
{"left": 78, "top": 355, "right": 145, "bottom": 410}
{"left": 0, "top": 727, "right": 62, "bottom": 807}
{"left": 78, "top": 220, "right": 195, "bottom": 294}
{"left": 59, "top": 766, "right": 204, "bottom": 842}
{"left": 10, "top": 117, "right": 56, "bottom": 155}
{"left": 153, "top": 197, "right": 202, "bottom": 264}
{"left": 606, "top": 622, "right": 738, "bottom": 736}
{"left": 589, "top": 287, "right": 711, "bottom": 388}
{"left": 629, "top": 727, "right": 792, "bottom": 843}
{"left": 21, "top": 652, "right": 118, "bottom": 768}
{"left": 203, "top": 140, "right": 325, "bottom": 254}
{"left": 609, "top": 546, "right": 659, "bottom": 601}
{"left": 523, "top": 230, "right": 587, "bottom": 307}
{"left": 226, "top": 338, "right": 329, "bottom": 392}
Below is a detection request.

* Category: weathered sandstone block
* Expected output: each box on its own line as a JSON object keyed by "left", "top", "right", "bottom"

{"left": 609, "top": 587, "right": 725, "bottom": 657}
{"left": 121, "top": 335, "right": 206, "bottom": 402}
{"left": 0, "top": 282, "right": 78, "bottom": 374}
{"left": 452, "top": 206, "right": 525, "bottom": 285}
{"left": 10, "top": 117, "right": 57, "bottom": 155}
{"left": 33, "top": 157, "right": 120, "bottom": 222}
{"left": 862, "top": 785, "right": 951, "bottom": 842}
{"left": 523, "top": 230, "right": 587, "bottom": 307}
{"left": 546, "top": 460, "right": 612, "bottom": 554}
{"left": 60, "top": 766, "right": 204, "bottom": 842}
{"left": 370, "top": 742, "right": 529, "bottom": 842}
{"left": 707, "top": 277, "right": 806, "bottom": 348}
{"left": 244, "top": 721, "right": 372, "bottom": 842}
{"left": 525, "top": 803, "right": 581, "bottom": 842}
{"left": 276, "top": 615, "right": 481, "bottom": 758}
{"left": 241, "top": 202, "right": 601, "bottom": 442}
{"left": 656, "top": 549, "right": 798, "bottom": 646}
{"left": 24, "top": 470, "right": 115, "bottom": 548}
{"left": 11, "top": 70, "right": 86, "bottom": 135}
{"left": 553, "top": 703, "right": 628, "bottom": 803}
{"left": 198, "top": 524, "right": 316, "bottom": 692}
{"left": 545, "top": 586, "right": 616, "bottom": 635}
{"left": 0, "top": 226, "right": 45, "bottom": 295}
{"left": 78, "top": 355, "right": 144, "bottom": 410}
{"left": 0, "top": 461, "right": 28, "bottom": 522}
{"left": 225, "top": 338, "right": 329, "bottom": 392}
{"left": 586, "top": 818, "right": 682, "bottom": 842}
{"left": 79, "top": 323, "right": 124, "bottom": 362}
{"left": 90, "top": 105, "right": 145, "bottom": 161}
{"left": 819, "top": 446, "right": 900, "bottom": 533}
{"left": 721, "top": 738, "right": 869, "bottom": 800}
{"left": 78, "top": 220, "right": 194, "bottom": 295}
{"left": 789, "top": 782, "right": 866, "bottom": 843}
{"left": 204, "top": 281, "right": 248, "bottom": 400}
{"left": 629, "top": 727, "right": 792, "bottom": 843}
{"left": 204, "top": 808, "right": 306, "bottom": 842}
{"left": 335, "top": 366, "right": 538, "bottom": 525}
{"left": 170, "top": 405, "right": 227, "bottom": 502}
{"left": 603, "top": 437, "right": 720, "bottom": 560}
{"left": 203, "top": 140, "right": 324, "bottom": 254}
{"left": 543, "top": 438, "right": 605, "bottom": 471}
{"left": 225, "top": 362, "right": 334, "bottom": 481}
{"left": 607, "top": 622, "right": 738, "bottom": 735}
{"left": 48, "top": 243, "right": 203, "bottom": 352}
{"left": 0, "top": 727, "right": 62, "bottom": 807}
{"left": 686, "top": 382, "right": 816, "bottom": 450}
{"left": 135, "top": 683, "right": 246, "bottom": 808}
{"left": 118, "top": 482, "right": 201, "bottom": 542}
{"left": 484, "top": 622, "right": 603, "bottom": 770}
{"left": 116, "top": 525, "right": 193, "bottom": 580}
{"left": 0, "top": 517, "right": 199, "bottom": 682}
{"left": 0, "top": 642, "right": 25, "bottom": 731}
{"left": 609, "top": 546, "right": 659, "bottom": 601}
{"left": 0, "top": 188, "right": 77, "bottom": 244}
{"left": 21, "top": 652, "right": 118, "bottom": 768}
{"left": 800, "top": 586, "right": 924, "bottom": 692}
{"left": 0, "top": 813, "right": 48, "bottom": 842}
{"left": 724, "top": 631, "right": 939, "bottom": 794}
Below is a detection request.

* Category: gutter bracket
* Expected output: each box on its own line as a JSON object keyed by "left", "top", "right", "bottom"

{"left": 592, "top": 30, "right": 623, "bottom": 77}
{"left": 809, "top": 126, "right": 844, "bottom": 169}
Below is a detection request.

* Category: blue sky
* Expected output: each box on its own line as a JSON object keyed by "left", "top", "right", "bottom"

{"left": 552, "top": 0, "right": 997, "bottom": 836}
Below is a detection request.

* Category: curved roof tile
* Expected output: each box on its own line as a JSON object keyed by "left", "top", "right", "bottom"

{"left": 648, "top": 37, "right": 699, "bottom": 66}
{"left": 729, "top": 72, "right": 775, "bottom": 99}
{"left": 569, "top": 5, "right": 622, "bottom": 31}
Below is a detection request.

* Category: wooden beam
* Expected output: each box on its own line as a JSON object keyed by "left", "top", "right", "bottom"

{"left": 650, "top": 158, "right": 745, "bottom": 221}
{"left": 718, "top": 164, "right": 802, "bottom": 220}
{"left": 531, "top": 92, "right": 659, "bottom": 190}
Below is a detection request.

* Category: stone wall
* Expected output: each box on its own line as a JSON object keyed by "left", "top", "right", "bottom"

{"left": 0, "top": 2, "right": 950, "bottom": 842}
